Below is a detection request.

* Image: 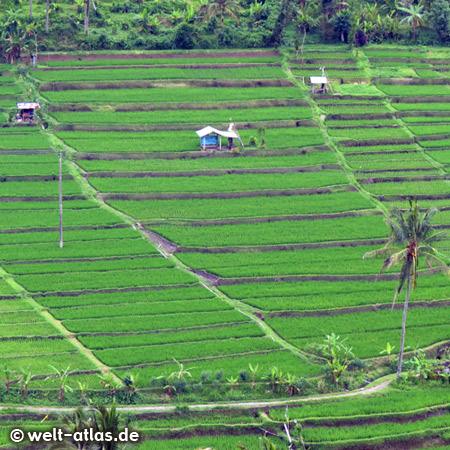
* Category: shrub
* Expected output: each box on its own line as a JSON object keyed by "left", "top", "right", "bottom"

{"left": 201, "top": 371, "right": 212, "bottom": 384}
{"left": 174, "top": 23, "right": 196, "bottom": 49}
{"left": 333, "top": 9, "right": 354, "bottom": 43}
{"left": 355, "top": 29, "right": 368, "bottom": 46}
{"left": 239, "top": 370, "right": 249, "bottom": 382}
{"left": 426, "top": 0, "right": 450, "bottom": 42}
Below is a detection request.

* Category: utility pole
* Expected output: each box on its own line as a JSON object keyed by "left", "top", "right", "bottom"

{"left": 58, "top": 151, "right": 63, "bottom": 248}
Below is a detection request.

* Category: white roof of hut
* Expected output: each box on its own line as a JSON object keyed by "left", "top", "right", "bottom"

{"left": 196, "top": 126, "right": 238, "bottom": 139}
{"left": 310, "top": 76, "right": 328, "bottom": 84}
{"left": 17, "top": 102, "right": 40, "bottom": 109}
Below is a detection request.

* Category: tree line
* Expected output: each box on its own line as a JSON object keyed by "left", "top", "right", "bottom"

{"left": 1, "top": 0, "right": 450, "bottom": 62}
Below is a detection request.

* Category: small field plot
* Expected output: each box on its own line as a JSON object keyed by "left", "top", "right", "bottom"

{"left": 268, "top": 385, "right": 450, "bottom": 448}
{"left": 0, "top": 207, "right": 123, "bottom": 230}
{"left": 425, "top": 149, "right": 450, "bottom": 165}
{"left": 0, "top": 133, "right": 50, "bottom": 149}
{"left": 318, "top": 103, "right": 391, "bottom": 115}
{"left": 392, "top": 102, "right": 450, "bottom": 112}
{"left": 150, "top": 215, "right": 388, "bottom": 249}
{"left": 220, "top": 275, "right": 450, "bottom": 312}
{"left": 90, "top": 170, "right": 348, "bottom": 195}
{"left": 409, "top": 124, "right": 450, "bottom": 136}
{"left": 110, "top": 191, "right": 374, "bottom": 221}
{"left": 51, "top": 106, "right": 313, "bottom": 125}
{"left": 41, "top": 55, "right": 281, "bottom": 68}
{"left": 363, "top": 179, "right": 450, "bottom": 197}
{"left": 267, "top": 298, "right": 450, "bottom": 359}
{"left": 59, "top": 127, "right": 324, "bottom": 154}
{"left": 346, "top": 152, "right": 435, "bottom": 171}
{"left": 34, "top": 66, "right": 285, "bottom": 82}
{"left": 78, "top": 151, "right": 337, "bottom": 173}
{"left": 119, "top": 349, "right": 322, "bottom": 388}
{"left": 178, "top": 244, "right": 386, "bottom": 279}
{"left": 0, "top": 179, "right": 83, "bottom": 198}
{"left": 378, "top": 84, "right": 450, "bottom": 96}
{"left": 43, "top": 86, "right": 303, "bottom": 104}
{"left": 328, "top": 126, "right": 410, "bottom": 141}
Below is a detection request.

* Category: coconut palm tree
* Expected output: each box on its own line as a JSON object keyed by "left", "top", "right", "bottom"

{"left": 364, "top": 199, "right": 449, "bottom": 377}
{"left": 51, "top": 408, "right": 97, "bottom": 450}
{"left": 203, "top": 0, "right": 242, "bottom": 30}
{"left": 45, "top": 0, "right": 50, "bottom": 32}
{"left": 397, "top": 0, "right": 424, "bottom": 41}
{"left": 294, "top": 0, "right": 320, "bottom": 58}
{"left": 84, "top": 0, "right": 97, "bottom": 36}
{"left": 93, "top": 400, "right": 121, "bottom": 450}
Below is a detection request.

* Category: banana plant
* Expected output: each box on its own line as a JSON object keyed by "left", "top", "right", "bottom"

{"left": 380, "top": 342, "right": 396, "bottom": 363}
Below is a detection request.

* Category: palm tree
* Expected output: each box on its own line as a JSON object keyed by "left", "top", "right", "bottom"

{"left": 364, "top": 199, "right": 449, "bottom": 377}
{"left": 93, "top": 400, "right": 121, "bottom": 450}
{"left": 45, "top": 0, "right": 50, "bottom": 32}
{"left": 84, "top": 0, "right": 97, "bottom": 36}
{"left": 397, "top": 0, "right": 424, "bottom": 41}
{"left": 51, "top": 408, "right": 97, "bottom": 450}
{"left": 203, "top": 0, "right": 242, "bottom": 30}
{"left": 294, "top": 0, "right": 320, "bottom": 58}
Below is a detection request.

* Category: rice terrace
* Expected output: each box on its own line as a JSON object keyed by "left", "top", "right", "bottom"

{"left": 1, "top": 0, "right": 450, "bottom": 449}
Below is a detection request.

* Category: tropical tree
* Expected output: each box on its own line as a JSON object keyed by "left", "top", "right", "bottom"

{"left": 397, "top": 0, "right": 424, "bottom": 41}
{"left": 226, "top": 375, "right": 239, "bottom": 391}
{"left": 164, "top": 359, "right": 195, "bottom": 396}
{"left": 47, "top": 365, "right": 73, "bottom": 402}
{"left": 364, "top": 199, "right": 450, "bottom": 377}
{"left": 332, "top": 8, "right": 354, "bottom": 42}
{"left": 138, "top": 8, "right": 159, "bottom": 33}
{"left": 425, "top": 0, "right": 450, "bottom": 43}
{"left": 319, "top": 333, "right": 354, "bottom": 386}
{"left": 18, "top": 369, "right": 33, "bottom": 400}
{"left": 52, "top": 402, "right": 128, "bottom": 450}
{"left": 411, "top": 350, "right": 433, "bottom": 380}
{"left": 248, "top": 363, "right": 259, "bottom": 390}
{"left": 84, "top": 0, "right": 97, "bottom": 36}
{"left": 3, "top": 367, "right": 14, "bottom": 395}
{"left": 294, "top": 0, "right": 320, "bottom": 58}
{"left": 93, "top": 400, "right": 122, "bottom": 450}
{"left": 45, "top": 0, "right": 50, "bottom": 32}
{"left": 284, "top": 373, "right": 300, "bottom": 397}
{"left": 77, "top": 381, "right": 89, "bottom": 405}
{"left": 202, "top": 0, "right": 242, "bottom": 30}
{"left": 98, "top": 371, "right": 121, "bottom": 396}
{"left": 123, "top": 373, "right": 139, "bottom": 400}
{"left": 1, "top": 8, "right": 35, "bottom": 63}
{"left": 52, "top": 408, "right": 97, "bottom": 450}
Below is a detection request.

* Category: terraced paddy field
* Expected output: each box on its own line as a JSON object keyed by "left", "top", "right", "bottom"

{"left": 0, "top": 47, "right": 449, "bottom": 449}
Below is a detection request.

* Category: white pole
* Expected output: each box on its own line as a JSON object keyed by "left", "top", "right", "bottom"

{"left": 58, "top": 151, "right": 63, "bottom": 248}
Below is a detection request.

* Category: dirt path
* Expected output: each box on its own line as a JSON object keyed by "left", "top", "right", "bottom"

{"left": 0, "top": 377, "right": 394, "bottom": 414}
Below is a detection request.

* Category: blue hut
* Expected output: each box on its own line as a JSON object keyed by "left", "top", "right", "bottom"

{"left": 196, "top": 125, "right": 242, "bottom": 151}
